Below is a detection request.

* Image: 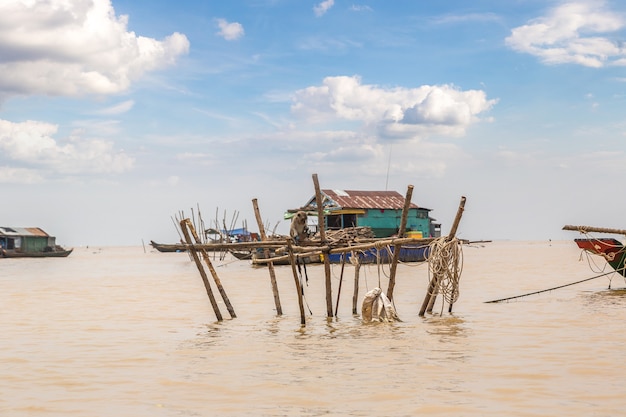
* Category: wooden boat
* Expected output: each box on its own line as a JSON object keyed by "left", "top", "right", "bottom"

{"left": 150, "top": 240, "right": 186, "bottom": 253}
{"left": 0, "top": 227, "right": 72, "bottom": 258}
{"left": 327, "top": 244, "right": 430, "bottom": 264}
{"left": 563, "top": 225, "right": 626, "bottom": 277}
{"left": 1, "top": 246, "right": 73, "bottom": 258}
{"left": 230, "top": 250, "right": 253, "bottom": 260}
{"left": 573, "top": 238, "right": 626, "bottom": 277}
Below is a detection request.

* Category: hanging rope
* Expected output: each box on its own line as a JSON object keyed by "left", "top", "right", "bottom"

{"left": 427, "top": 237, "right": 463, "bottom": 306}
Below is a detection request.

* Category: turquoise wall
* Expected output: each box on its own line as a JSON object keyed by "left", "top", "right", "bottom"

{"left": 357, "top": 208, "right": 431, "bottom": 238}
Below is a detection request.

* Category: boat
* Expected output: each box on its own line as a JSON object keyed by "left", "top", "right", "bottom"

{"left": 0, "top": 226, "right": 72, "bottom": 258}
{"left": 150, "top": 240, "right": 186, "bottom": 253}
{"left": 327, "top": 243, "right": 430, "bottom": 264}
{"left": 1, "top": 246, "right": 73, "bottom": 258}
{"left": 230, "top": 250, "right": 253, "bottom": 260}
{"left": 563, "top": 225, "right": 626, "bottom": 276}
{"left": 572, "top": 237, "right": 626, "bottom": 277}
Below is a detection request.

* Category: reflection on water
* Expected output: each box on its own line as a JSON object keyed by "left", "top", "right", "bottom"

{"left": 2, "top": 242, "right": 626, "bottom": 416}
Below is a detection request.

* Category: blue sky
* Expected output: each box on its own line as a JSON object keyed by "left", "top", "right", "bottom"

{"left": 2, "top": 0, "right": 626, "bottom": 246}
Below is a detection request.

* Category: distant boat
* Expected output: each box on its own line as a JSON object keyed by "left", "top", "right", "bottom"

{"left": 0, "top": 227, "right": 72, "bottom": 258}
{"left": 150, "top": 241, "right": 186, "bottom": 253}
{"left": 229, "top": 250, "right": 253, "bottom": 260}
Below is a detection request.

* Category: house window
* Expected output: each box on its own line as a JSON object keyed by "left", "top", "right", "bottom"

{"left": 327, "top": 215, "right": 342, "bottom": 230}
{"left": 342, "top": 214, "right": 357, "bottom": 228}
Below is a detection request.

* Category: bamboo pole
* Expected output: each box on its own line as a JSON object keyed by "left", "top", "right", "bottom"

{"left": 252, "top": 198, "right": 282, "bottom": 316}
{"left": 286, "top": 237, "right": 306, "bottom": 326}
{"left": 562, "top": 225, "right": 626, "bottom": 235}
{"left": 159, "top": 235, "right": 435, "bottom": 254}
{"left": 387, "top": 184, "right": 413, "bottom": 301}
{"left": 426, "top": 198, "right": 465, "bottom": 314}
{"left": 352, "top": 260, "right": 361, "bottom": 315}
{"left": 250, "top": 237, "right": 434, "bottom": 265}
{"left": 419, "top": 196, "right": 466, "bottom": 316}
{"left": 184, "top": 218, "right": 236, "bottom": 318}
{"left": 334, "top": 253, "right": 347, "bottom": 317}
{"left": 180, "top": 219, "right": 223, "bottom": 321}
{"left": 313, "top": 173, "right": 333, "bottom": 317}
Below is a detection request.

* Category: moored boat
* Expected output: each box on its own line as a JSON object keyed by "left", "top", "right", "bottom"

{"left": 0, "top": 227, "right": 72, "bottom": 258}
{"left": 327, "top": 243, "right": 430, "bottom": 264}
{"left": 150, "top": 240, "right": 186, "bottom": 253}
{"left": 563, "top": 225, "right": 626, "bottom": 276}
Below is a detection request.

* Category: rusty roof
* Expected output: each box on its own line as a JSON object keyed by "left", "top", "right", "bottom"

{"left": 0, "top": 227, "right": 49, "bottom": 237}
{"left": 321, "top": 189, "right": 421, "bottom": 210}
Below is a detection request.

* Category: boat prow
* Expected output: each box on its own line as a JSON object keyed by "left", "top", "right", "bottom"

{"left": 573, "top": 237, "right": 626, "bottom": 276}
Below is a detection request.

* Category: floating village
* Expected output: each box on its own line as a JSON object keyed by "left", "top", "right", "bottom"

{"left": 4, "top": 173, "right": 626, "bottom": 327}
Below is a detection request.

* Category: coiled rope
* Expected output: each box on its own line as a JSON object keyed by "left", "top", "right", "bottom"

{"left": 427, "top": 237, "right": 463, "bottom": 307}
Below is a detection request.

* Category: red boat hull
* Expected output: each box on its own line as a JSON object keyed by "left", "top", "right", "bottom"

{"left": 574, "top": 238, "right": 626, "bottom": 276}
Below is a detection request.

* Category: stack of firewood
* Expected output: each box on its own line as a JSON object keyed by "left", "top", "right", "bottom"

{"left": 317, "top": 226, "right": 376, "bottom": 245}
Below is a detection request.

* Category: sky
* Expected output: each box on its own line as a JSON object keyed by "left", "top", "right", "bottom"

{"left": 2, "top": 0, "right": 626, "bottom": 246}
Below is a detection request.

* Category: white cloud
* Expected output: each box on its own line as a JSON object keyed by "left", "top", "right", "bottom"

{"left": 216, "top": 19, "right": 245, "bottom": 41}
{"left": 0, "top": 166, "right": 45, "bottom": 184}
{"left": 350, "top": 5, "right": 373, "bottom": 13}
{"left": 506, "top": 1, "right": 626, "bottom": 67}
{"left": 0, "top": 0, "right": 190, "bottom": 100}
{"left": 0, "top": 119, "right": 134, "bottom": 177}
{"left": 314, "top": 0, "right": 334, "bottom": 17}
{"left": 94, "top": 100, "right": 135, "bottom": 115}
{"left": 291, "top": 75, "right": 496, "bottom": 140}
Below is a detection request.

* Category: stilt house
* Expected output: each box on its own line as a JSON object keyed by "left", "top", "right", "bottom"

{"left": 286, "top": 189, "right": 441, "bottom": 238}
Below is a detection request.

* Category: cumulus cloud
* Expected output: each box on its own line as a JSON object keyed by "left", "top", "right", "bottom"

{"left": 0, "top": 119, "right": 134, "bottom": 177}
{"left": 0, "top": 0, "right": 190, "bottom": 100}
{"left": 291, "top": 75, "right": 496, "bottom": 140}
{"left": 216, "top": 19, "right": 245, "bottom": 41}
{"left": 314, "top": 0, "right": 334, "bottom": 17}
{"left": 505, "top": 1, "right": 626, "bottom": 67}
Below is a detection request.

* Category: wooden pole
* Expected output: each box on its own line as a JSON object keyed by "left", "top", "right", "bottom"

{"left": 180, "top": 219, "right": 223, "bottom": 321}
{"left": 313, "top": 173, "right": 333, "bottom": 317}
{"left": 286, "top": 237, "right": 306, "bottom": 326}
{"left": 252, "top": 198, "right": 283, "bottom": 316}
{"left": 352, "top": 258, "right": 361, "bottom": 315}
{"left": 334, "top": 253, "right": 347, "bottom": 317}
{"left": 562, "top": 225, "right": 626, "bottom": 235}
{"left": 184, "top": 219, "right": 236, "bottom": 318}
{"left": 426, "top": 197, "right": 466, "bottom": 313}
{"left": 419, "top": 196, "right": 466, "bottom": 317}
{"left": 387, "top": 184, "right": 413, "bottom": 301}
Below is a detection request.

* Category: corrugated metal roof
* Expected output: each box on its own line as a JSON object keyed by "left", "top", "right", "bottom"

{"left": 0, "top": 227, "right": 49, "bottom": 237}
{"left": 321, "top": 190, "right": 420, "bottom": 210}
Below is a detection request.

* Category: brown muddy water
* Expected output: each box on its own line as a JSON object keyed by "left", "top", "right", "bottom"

{"left": 2, "top": 240, "right": 626, "bottom": 416}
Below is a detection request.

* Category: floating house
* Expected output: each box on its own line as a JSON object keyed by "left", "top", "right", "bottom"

{"left": 286, "top": 189, "right": 441, "bottom": 239}
{"left": 0, "top": 227, "right": 72, "bottom": 258}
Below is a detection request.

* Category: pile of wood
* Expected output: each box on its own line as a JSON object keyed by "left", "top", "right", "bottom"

{"left": 320, "top": 226, "right": 376, "bottom": 244}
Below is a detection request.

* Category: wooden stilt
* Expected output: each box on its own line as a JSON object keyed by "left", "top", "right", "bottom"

{"left": 183, "top": 219, "right": 236, "bottom": 318}
{"left": 180, "top": 219, "right": 223, "bottom": 321}
{"left": 352, "top": 259, "right": 361, "bottom": 315}
{"left": 419, "top": 196, "right": 466, "bottom": 316}
{"left": 286, "top": 238, "right": 306, "bottom": 326}
{"left": 312, "top": 173, "right": 333, "bottom": 317}
{"left": 252, "top": 198, "right": 282, "bottom": 316}
{"left": 387, "top": 184, "right": 413, "bottom": 301}
{"left": 334, "top": 253, "right": 347, "bottom": 317}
